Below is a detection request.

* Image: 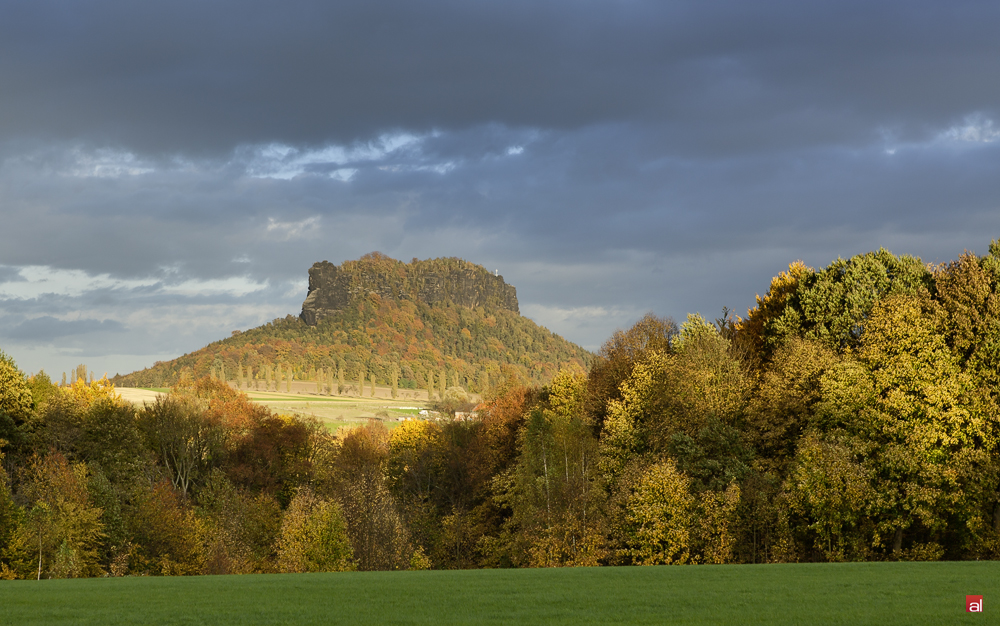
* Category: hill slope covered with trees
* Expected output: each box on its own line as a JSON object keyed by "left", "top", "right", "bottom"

{"left": 114, "top": 254, "right": 592, "bottom": 393}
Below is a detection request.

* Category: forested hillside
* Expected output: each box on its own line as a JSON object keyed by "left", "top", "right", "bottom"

{"left": 3, "top": 242, "right": 1000, "bottom": 578}
{"left": 114, "top": 254, "right": 591, "bottom": 392}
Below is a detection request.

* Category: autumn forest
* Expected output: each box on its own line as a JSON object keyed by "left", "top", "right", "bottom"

{"left": 3, "top": 243, "right": 1000, "bottom": 578}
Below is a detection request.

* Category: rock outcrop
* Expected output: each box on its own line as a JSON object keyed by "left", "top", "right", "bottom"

{"left": 300, "top": 253, "right": 519, "bottom": 326}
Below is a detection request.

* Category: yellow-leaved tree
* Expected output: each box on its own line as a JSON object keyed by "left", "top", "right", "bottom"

{"left": 784, "top": 433, "right": 872, "bottom": 561}
{"left": 814, "top": 292, "right": 993, "bottom": 558}
{"left": 500, "top": 367, "right": 606, "bottom": 567}
{"left": 276, "top": 488, "right": 354, "bottom": 573}
{"left": 619, "top": 460, "right": 694, "bottom": 565}
{"left": 0, "top": 350, "right": 33, "bottom": 424}
{"left": 0, "top": 350, "right": 33, "bottom": 455}
{"left": 7, "top": 453, "right": 105, "bottom": 579}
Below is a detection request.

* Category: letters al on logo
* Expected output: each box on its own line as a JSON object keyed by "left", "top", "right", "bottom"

{"left": 967, "top": 595, "right": 983, "bottom": 613}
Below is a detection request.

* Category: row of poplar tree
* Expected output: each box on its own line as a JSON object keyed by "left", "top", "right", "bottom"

{"left": 211, "top": 360, "right": 468, "bottom": 402}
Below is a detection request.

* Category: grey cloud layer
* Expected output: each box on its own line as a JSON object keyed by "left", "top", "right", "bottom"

{"left": 0, "top": 0, "right": 998, "bottom": 376}
{"left": 2, "top": 1, "right": 999, "bottom": 152}
{"left": 3, "top": 316, "right": 125, "bottom": 341}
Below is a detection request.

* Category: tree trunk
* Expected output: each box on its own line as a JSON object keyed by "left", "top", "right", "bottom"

{"left": 542, "top": 446, "right": 551, "bottom": 522}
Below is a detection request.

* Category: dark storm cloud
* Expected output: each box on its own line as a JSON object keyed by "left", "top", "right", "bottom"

{"left": 1, "top": 0, "right": 999, "bottom": 154}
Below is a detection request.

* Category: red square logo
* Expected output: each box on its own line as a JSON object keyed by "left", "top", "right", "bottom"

{"left": 967, "top": 595, "right": 983, "bottom": 613}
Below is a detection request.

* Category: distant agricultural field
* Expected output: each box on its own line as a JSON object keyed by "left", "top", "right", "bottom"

{"left": 129, "top": 386, "right": 428, "bottom": 433}
{"left": 242, "top": 390, "right": 428, "bottom": 433}
{"left": 1, "top": 562, "right": 996, "bottom": 625}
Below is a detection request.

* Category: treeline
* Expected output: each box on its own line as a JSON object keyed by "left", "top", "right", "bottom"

{"left": 113, "top": 299, "right": 591, "bottom": 393}
{"left": 0, "top": 373, "right": 418, "bottom": 577}
{"left": 3, "top": 242, "right": 1000, "bottom": 578}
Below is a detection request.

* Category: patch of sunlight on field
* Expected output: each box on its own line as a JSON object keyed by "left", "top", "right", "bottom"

{"left": 116, "top": 388, "right": 167, "bottom": 405}
{"left": 118, "top": 384, "right": 434, "bottom": 433}
{"left": 241, "top": 389, "right": 430, "bottom": 433}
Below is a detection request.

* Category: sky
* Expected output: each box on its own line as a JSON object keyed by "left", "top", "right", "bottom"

{"left": 2, "top": 0, "right": 1000, "bottom": 378}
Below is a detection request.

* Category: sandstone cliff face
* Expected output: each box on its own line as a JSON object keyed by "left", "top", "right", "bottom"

{"left": 300, "top": 254, "right": 519, "bottom": 326}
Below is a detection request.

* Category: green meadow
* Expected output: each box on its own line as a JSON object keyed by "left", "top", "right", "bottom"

{"left": 1, "top": 562, "right": 995, "bottom": 625}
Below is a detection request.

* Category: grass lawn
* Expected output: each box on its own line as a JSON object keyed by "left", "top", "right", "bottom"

{"left": 0, "top": 562, "right": 995, "bottom": 625}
